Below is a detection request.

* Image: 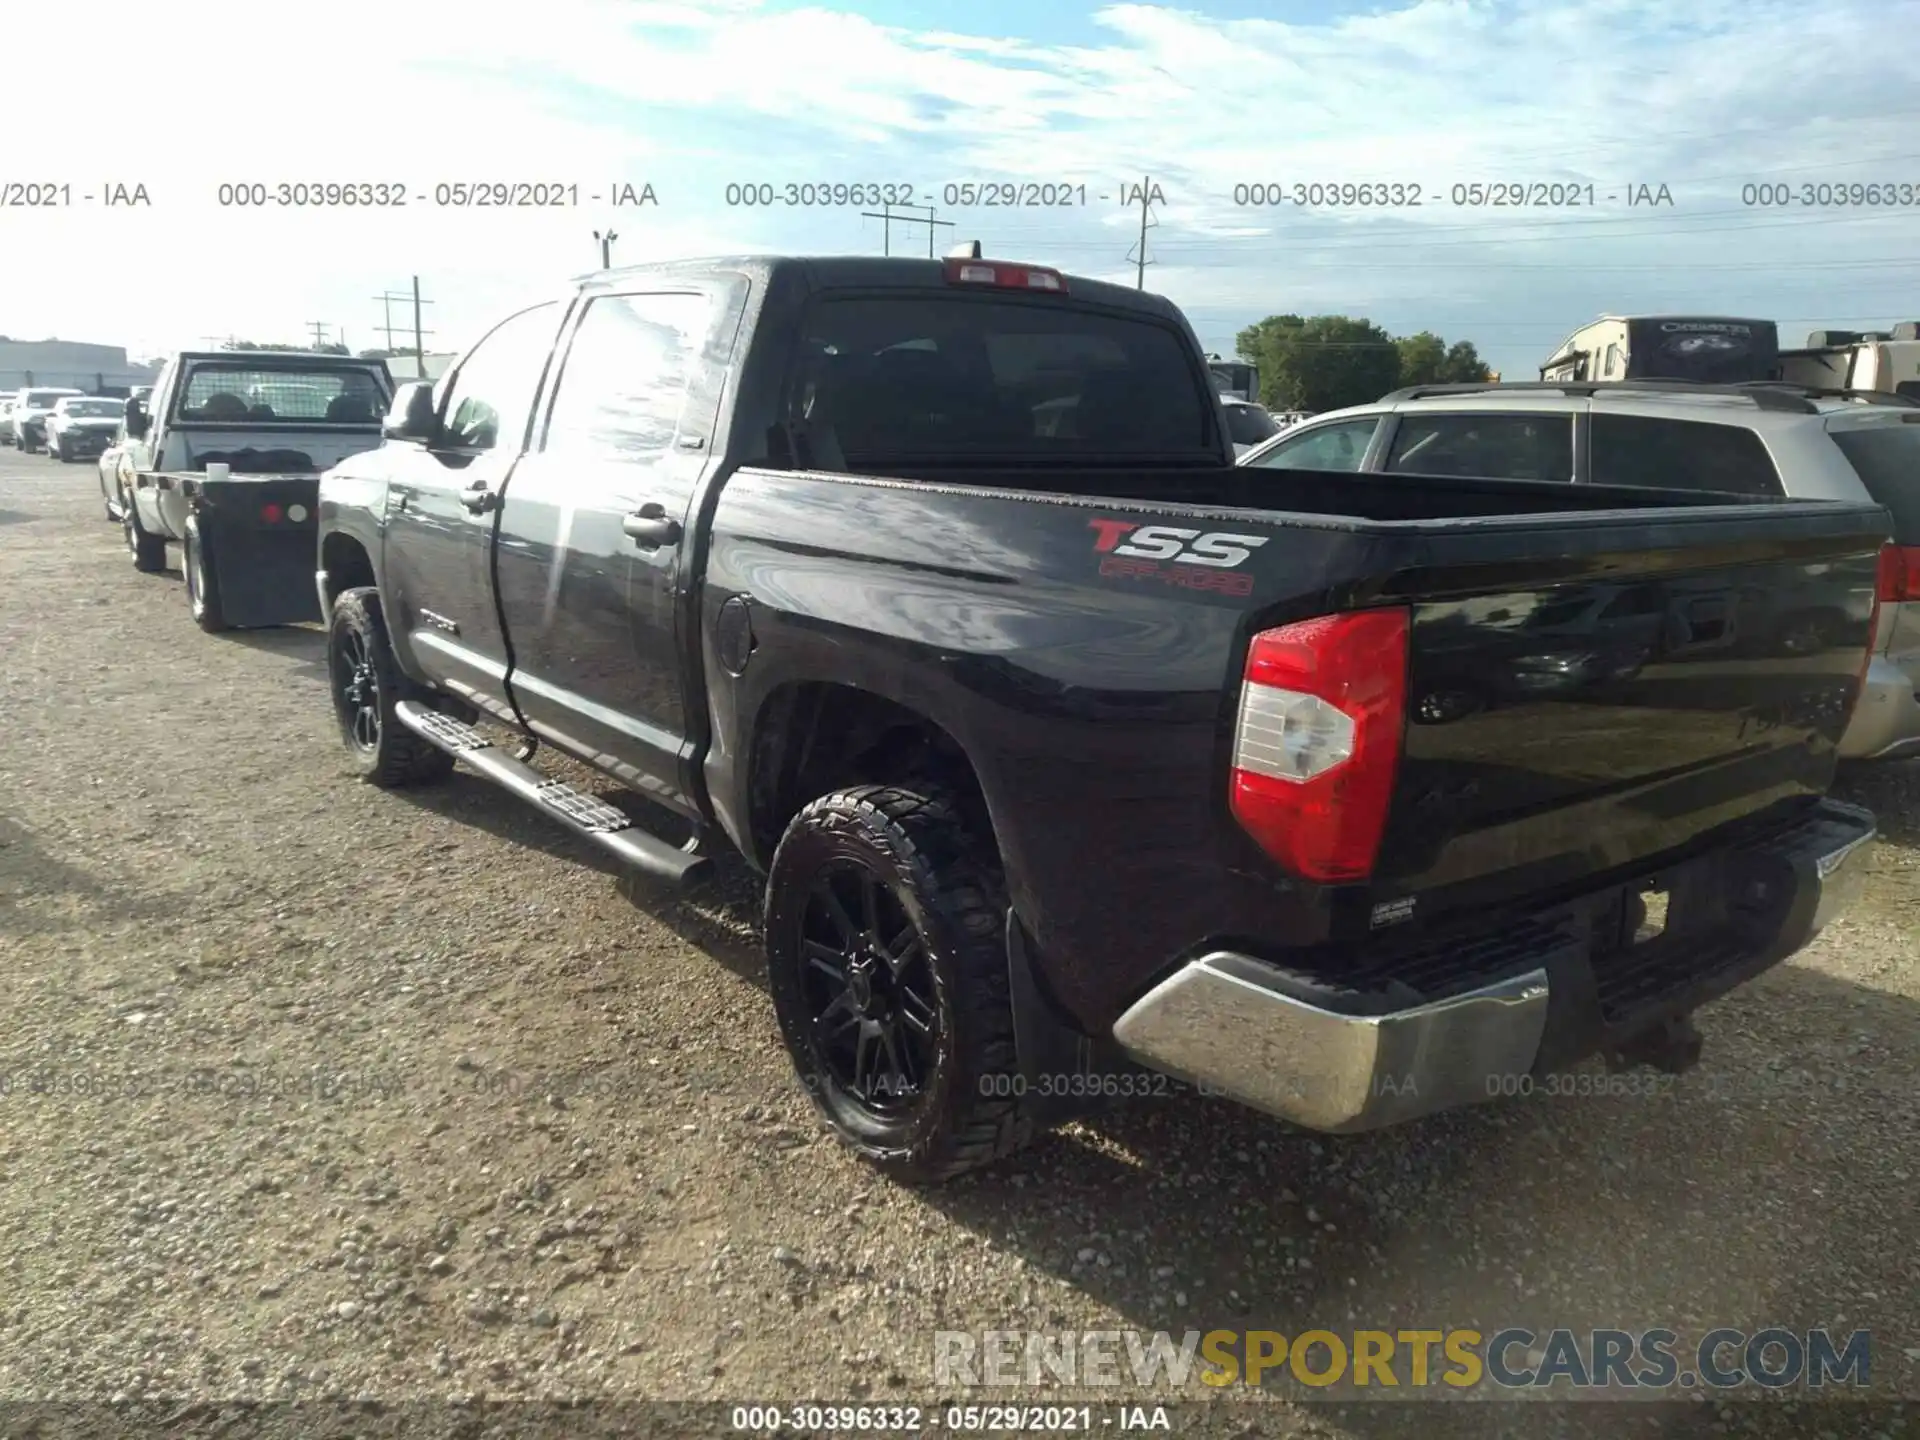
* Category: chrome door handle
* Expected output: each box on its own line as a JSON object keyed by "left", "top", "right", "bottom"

{"left": 623, "top": 502, "right": 681, "bottom": 548}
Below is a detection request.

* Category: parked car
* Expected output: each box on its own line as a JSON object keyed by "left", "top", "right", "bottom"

{"left": 44, "top": 395, "right": 126, "bottom": 462}
{"left": 8, "top": 387, "right": 84, "bottom": 452}
{"left": 1238, "top": 380, "right": 1920, "bottom": 760}
{"left": 315, "top": 253, "right": 1880, "bottom": 1184}
{"left": 1221, "top": 396, "right": 1281, "bottom": 458}
{"left": 111, "top": 351, "right": 392, "bottom": 632}
{"left": 0, "top": 395, "right": 18, "bottom": 445}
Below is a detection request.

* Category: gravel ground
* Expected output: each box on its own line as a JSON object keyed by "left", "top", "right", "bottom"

{"left": 1, "top": 449, "right": 1917, "bottom": 1438}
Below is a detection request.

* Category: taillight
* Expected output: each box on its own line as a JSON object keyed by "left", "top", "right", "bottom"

{"left": 941, "top": 257, "right": 1067, "bottom": 293}
{"left": 1877, "top": 542, "right": 1920, "bottom": 602}
{"left": 260, "top": 502, "right": 283, "bottom": 523}
{"left": 1230, "top": 608, "right": 1410, "bottom": 883}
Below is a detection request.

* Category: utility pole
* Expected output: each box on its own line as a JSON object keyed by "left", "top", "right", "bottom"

{"left": 411, "top": 276, "right": 428, "bottom": 373}
{"left": 594, "top": 230, "right": 618, "bottom": 269}
{"left": 922, "top": 205, "right": 954, "bottom": 258}
{"left": 1127, "top": 175, "right": 1158, "bottom": 290}
{"left": 306, "top": 320, "right": 330, "bottom": 349}
{"left": 862, "top": 203, "right": 894, "bottom": 255}
{"left": 374, "top": 284, "right": 435, "bottom": 375}
{"left": 861, "top": 203, "right": 951, "bottom": 257}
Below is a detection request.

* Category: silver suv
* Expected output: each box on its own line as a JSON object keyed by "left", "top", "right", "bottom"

{"left": 1237, "top": 380, "right": 1920, "bottom": 761}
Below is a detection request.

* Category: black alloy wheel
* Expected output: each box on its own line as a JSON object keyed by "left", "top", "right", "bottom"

{"left": 798, "top": 858, "right": 943, "bottom": 1113}
{"left": 333, "top": 620, "right": 382, "bottom": 755}
{"left": 764, "top": 785, "right": 1033, "bottom": 1183}
{"left": 325, "top": 587, "right": 455, "bottom": 787}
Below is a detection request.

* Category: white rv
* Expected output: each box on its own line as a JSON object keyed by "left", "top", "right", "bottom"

{"left": 1778, "top": 324, "right": 1920, "bottom": 400}
{"left": 1540, "top": 315, "right": 1780, "bottom": 385}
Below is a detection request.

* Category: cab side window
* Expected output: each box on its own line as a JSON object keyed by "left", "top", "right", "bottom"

{"left": 439, "top": 302, "right": 564, "bottom": 453}
{"left": 1245, "top": 417, "right": 1380, "bottom": 471}
{"left": 1590, "top": 414, "right": 1783, "bottom": 497}
{"left": 540, "top": 293, "right": 711, "bottom": 458}
{"left": 1386, "top": 413, "right": 1574, "bottom": 482}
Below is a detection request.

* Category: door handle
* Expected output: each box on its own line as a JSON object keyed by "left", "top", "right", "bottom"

{"left": 460, "top": 480, "right": 498, "bottom": 514}
{"left": 624, "top": 502, "right": 682, "bottom": 548}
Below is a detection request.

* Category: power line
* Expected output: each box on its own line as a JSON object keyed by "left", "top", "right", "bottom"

{"left": 860, "top": 203, "right": 953, "bottom": 256}
{"left": 374, "top": 282, "right": 436, "bottom": 369}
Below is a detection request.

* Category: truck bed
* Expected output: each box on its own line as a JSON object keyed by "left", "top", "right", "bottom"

{"left": 707, "top": 461, "right": 1887, "bottom": 1032}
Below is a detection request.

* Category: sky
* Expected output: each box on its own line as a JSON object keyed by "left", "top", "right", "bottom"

{"left": 4, "top": 0, "right": 1918, "bottom": 379}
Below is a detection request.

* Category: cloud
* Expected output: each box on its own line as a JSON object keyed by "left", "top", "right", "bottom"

{"left": 4, "top": 0, "right": 1917, "bottom": 370}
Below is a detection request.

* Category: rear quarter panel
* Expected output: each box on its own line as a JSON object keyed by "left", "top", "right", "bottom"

{"left": 701, "top": 467, "right": 1376, "bottom": 1032}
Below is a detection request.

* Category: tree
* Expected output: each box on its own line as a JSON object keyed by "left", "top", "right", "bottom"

{"left": 216, "top": 339, "right": 348, "bottom": 354}
{"left": 1395, "top": 331, "right": 1449, "bottom": 387}
{"left": 1236, "top": 314, "right": 1401, "bottom": 412}
{"left": 1234, "top": 314, "right": 1500, "bottom": 408}
{"left": 1440, "top": 339, "right": 1492, "bottom": 384}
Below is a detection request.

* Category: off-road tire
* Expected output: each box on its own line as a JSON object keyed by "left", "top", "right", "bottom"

{"left": 123, "top": 489, "right": 166, "bottom": 573}
{"left": 764, "top": 784, "right": 1033, "bottom": 1184}
{"left": 183, "top": 517, "right": 228, "bottom": 633}
{"left": 326, "top": 587, "right": 455, "bottom": 788}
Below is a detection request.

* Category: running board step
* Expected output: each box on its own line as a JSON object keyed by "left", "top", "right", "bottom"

{"left": 393, "top": 699, "right": 713, "bottom": 887}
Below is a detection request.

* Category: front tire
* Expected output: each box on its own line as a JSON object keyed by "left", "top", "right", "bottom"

{"left": 183, "top": 516, "right": 228, "bottom": 632}
{"left": 764, "top": 784, "right": 1032, "bottom": 1184}
{"left": 327, "top": 587, "right": 455, "bottom": 788}
{"left": 123, "top": 489, "right": 166, "bottom": 572}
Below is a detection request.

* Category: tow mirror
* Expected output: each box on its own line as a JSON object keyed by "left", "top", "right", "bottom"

{"left": 383, "top": 381, "right": 438, "bottom": 442}
{"left": 123, "top": 396, "right": 149, "bottom": 439}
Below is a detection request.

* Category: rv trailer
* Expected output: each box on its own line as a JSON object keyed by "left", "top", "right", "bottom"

{"left": 1540, "top": 315, "right": 1780, "bottom": 384}
{"left": 1778, "top": 324, "right": 1920, "bottom": 400}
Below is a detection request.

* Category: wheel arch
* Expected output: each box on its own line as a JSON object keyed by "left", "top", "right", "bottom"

{"left": 741, "top": 681, "right": 998, "bottom": 875}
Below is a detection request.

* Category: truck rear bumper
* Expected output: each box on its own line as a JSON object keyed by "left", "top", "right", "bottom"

{"left": 1111, "top": 799, "right": 1876, "bottom": 1133}
{"left": 1840, "top": 654, "right": 1920, "bottom": 760}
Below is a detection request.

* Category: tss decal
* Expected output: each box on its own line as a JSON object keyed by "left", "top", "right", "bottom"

{"left": 1088, "top": 519, "right": 1271, "bottom": 568}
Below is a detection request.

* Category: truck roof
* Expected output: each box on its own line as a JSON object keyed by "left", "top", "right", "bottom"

{"left": 567, "top": 254, "right": 1188, "bottom": 321}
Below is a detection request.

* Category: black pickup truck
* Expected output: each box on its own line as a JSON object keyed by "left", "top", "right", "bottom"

{"left": 315, "top": 253, "right": 1883, "bottom": 1183}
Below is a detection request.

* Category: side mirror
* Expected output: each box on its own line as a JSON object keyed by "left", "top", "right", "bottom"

{"left": 124, "top": 397, "right": 149, "bottom": 439}
{"left": 383, "top": 381, "right": 438, "bottom": 442}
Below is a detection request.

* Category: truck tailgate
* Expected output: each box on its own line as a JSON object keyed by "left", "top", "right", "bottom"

{"left": 1371, "top": 505, "right": 1883, "bottom": 910}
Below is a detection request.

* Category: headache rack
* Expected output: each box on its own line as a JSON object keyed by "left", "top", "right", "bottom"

{"left": 1380, "top": 379, "right": 1920, "bottom": 414}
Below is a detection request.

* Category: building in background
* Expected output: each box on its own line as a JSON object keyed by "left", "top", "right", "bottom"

{"left": 0, "top": 338, "right": 160, "bottom": 395}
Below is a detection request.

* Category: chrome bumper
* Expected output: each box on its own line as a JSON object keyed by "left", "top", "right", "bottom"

{"left": 1114, "top": 957, "right": 1549, "bottom": 1132}
{"left": 1809, "top": 820, "right": 1876, "bottom": 936}
{"left": 1840, "top": 654, "right": 1920, "bottom": 761}
{"left": 1112, "top": 804, "right": 1876, "bottom": 1135}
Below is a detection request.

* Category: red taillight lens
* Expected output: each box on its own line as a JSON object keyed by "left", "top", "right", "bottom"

{"left": 260, "top": 502, "right": 283, "bottom": 523}
{"left": 941, "top": 257, "right": 1067, "bottom": 293}
{"left": 1877, "top": 542, "right": 1920, "bottom": 603}
{"left": 1230, "top": 608, "right": 1411, "bottom": 883}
